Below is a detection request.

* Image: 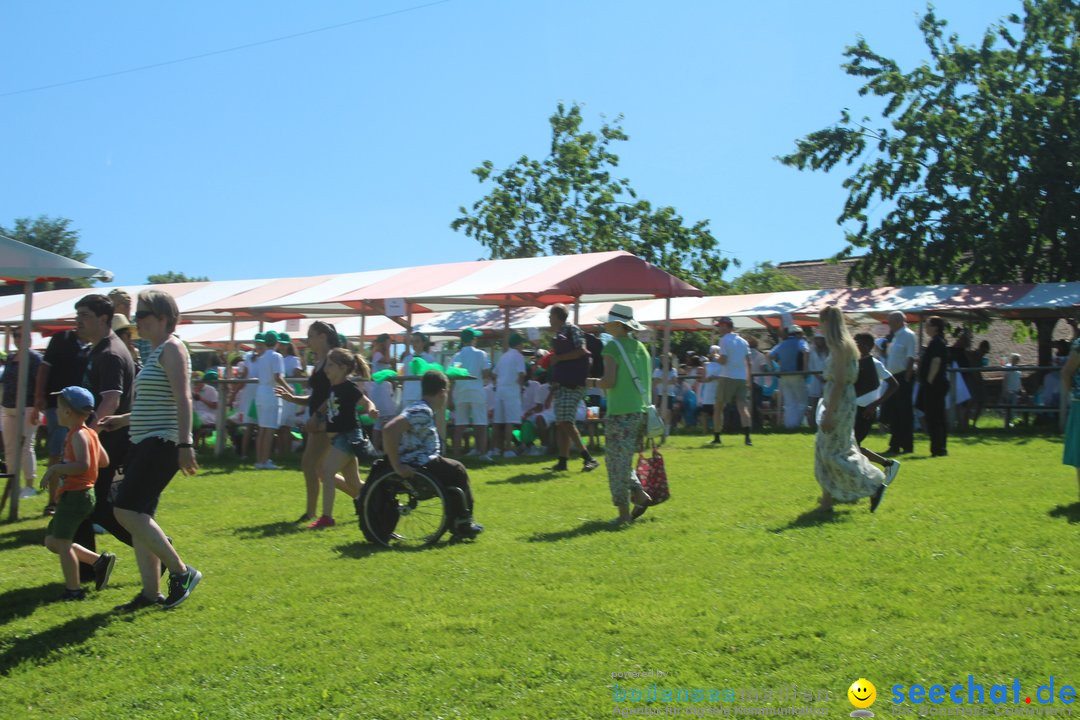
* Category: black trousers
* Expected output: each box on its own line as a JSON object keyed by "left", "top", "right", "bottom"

{"left": 421, "top": 456, "right": 475, "bottom": 525}
{"left": 885, "top": 376, "right": 914, "bottom": 452}
{"left": 920, "top": 388, "right": 948, "bottom": 456}
{"left": 74, "top": 429, "right": 132, "bottom": 583}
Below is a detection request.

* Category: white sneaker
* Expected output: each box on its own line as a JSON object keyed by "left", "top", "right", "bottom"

{"left": 477, "top": 452, "right": 495, "bottom": 462}
{"left": 464, "top": 449, "right": 480, "bottom": 458}
{"left": 502, "top": 450, "right": 517, "bottom": 458}
{"left": 263, "top": 461, "right": 281, "bottom": 470}
{"left": 19, "top": 486, "right": 38, "bottom": 498}
{"left": 526, "top": 447, "right": 546, "bottom": 457}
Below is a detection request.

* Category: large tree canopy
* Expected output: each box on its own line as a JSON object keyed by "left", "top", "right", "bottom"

{"left": 0, "top": 215, "right": 93, "bottom": 292}
{"left": 779, "top": 0, "right": 1079, "bottom": 287}
{"left": 452, "top": 103, "right": 731, "bottom": 291}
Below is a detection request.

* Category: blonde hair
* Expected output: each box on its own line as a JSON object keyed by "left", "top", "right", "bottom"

{"left": 327, "top": 347, "right": 371, "bottom": 381}
{"left": 819, "top": 305, "right": 857, "bottom": 365}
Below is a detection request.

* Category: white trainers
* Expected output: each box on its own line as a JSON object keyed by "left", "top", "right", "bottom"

{"left": 526, "top": 447, "right": 546, "bottom": 457}
{"left": 464, "top": 449, "right": 480, "bottom": 458}
{"left": 477, "top": 452, "right": 495, "bottom": 462}
{"left": 19, "top": 487, "right": 38, "bottom": 498}
{"left": 502, "top": 450, "right": 517, "bottom": 458}
{"left": 262, "top": 460, "right": 281, "bottom": 470}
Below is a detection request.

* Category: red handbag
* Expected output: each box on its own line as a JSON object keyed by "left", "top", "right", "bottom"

{"left": 636, "top": 446, "right": 670, "bottom": 505}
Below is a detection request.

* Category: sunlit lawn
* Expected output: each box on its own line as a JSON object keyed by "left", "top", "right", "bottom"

{"left": 2, "top": 429, "right": 1078, "bottom": 719}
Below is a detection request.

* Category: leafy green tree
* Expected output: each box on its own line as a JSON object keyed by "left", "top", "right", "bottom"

{"left": 0, "top": 215, "right": 93, "bottom": 292}
{"left": 452, "top": 103, "right": 731, "bottom": 291}
{"left": 779, "top": 0, "right": 1080, "bottom": 362}
{"left": 147, "top": 271, "right": 209, "bottom": 284}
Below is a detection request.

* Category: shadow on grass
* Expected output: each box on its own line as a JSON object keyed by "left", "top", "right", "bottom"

{"left": 528, "top": 519, "right": 617, "bottom": 542}
{"left": 1048, "top": 503, "right": 1080, "bottom": 524}
{"left": 232, "top": 521, "right": 304, "bottom": 539}
{"left": 333, "top": 541, "right": 447, "bottom": 558}
{"left": 0, "top": 526, "right": 46, "bottom": 552}
{"left": 0, "top": 610, "right": 114, "bottom": 676}
{"left": 488, "top": 471, "right": 563, "bottom": 485}
{"left": 771, "top": 507, "right": 852, "bottom": 533}
{"left": 0, "top": 584, "right": 61, "bottom": 625}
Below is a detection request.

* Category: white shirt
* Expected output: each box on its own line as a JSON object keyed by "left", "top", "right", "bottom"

{"left": 283, "top": 355, "right": 302, "bottom": 377}
{"left": 252, "top": 350, "right": 284, "bottom": 388}
{"left": 652, "top": 367, "right": 678, "bottom": 397}
{"left": 717, "top": 333, "right": 750, "bottom": 381}
{"left": 1003, "top": 364, "right": 1022, "bottom": 394}
{"left": 451, "top": 345, "right": 489, "bottom": 393}
{"left": 494, "top": 348, "right": 526, "bottom": 390}
{"left": 886, "top": 326, "right": 917, "bottom": 375}
{"left": 856, "top": 357, "right": 895, "bottom": 407}
{"left": 807, "top": 349, "right": 828, "bottom": 397}
{"left": 699, "top": 361, "right": 721, "bottom": 404}
{"left": 194, "top": 383, "right": 219, "bottom": 423}
{"left": 400, "top": 351, "right": 435, "bottom": 406}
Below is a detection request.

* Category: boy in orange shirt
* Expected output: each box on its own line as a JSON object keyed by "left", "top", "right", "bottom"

{"left": 42, "top": 386, "right": 114, "bottom": 601}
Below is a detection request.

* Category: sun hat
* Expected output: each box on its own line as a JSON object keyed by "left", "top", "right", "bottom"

{"left": 598, "top": 303, "right": 645, "bottom": 331}
{"left": 714, "top": 316, "right": 734, "bottom": 327}
{"left": 52, "top": 386, "right": 95, "bottom": 412}
{"left": 788, "top": 325, "right": 804, "bottom": 335}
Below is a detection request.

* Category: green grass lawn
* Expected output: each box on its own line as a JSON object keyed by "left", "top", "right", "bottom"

{"left": 2, "top": 430, "right": 1079, "bottom": 719}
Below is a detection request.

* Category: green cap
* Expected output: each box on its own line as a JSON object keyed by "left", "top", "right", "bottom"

{"left": 460, "top": 328, "right": 480, "bottom": 342}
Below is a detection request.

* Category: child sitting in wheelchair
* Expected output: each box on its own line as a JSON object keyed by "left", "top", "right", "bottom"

{"left": 377, "top": 370, "right": 483, "bottom": 541}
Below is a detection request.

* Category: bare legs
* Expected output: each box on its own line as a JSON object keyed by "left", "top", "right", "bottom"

{"left": 114, "top": 508, "right": 186, "bottom": 598}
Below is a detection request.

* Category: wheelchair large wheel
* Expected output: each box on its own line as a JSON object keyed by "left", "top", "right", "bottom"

{"left": 361, "top": 470, "right": 448, "bottom": 548}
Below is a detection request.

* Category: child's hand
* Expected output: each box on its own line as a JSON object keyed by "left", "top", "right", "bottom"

{"left": 39, "top": 468, "right": 53, "bottom": 490}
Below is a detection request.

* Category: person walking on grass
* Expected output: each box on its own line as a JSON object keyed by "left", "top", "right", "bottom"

{"left": 852, "top": 333, "right": 901, "bottom": 485}
{"left": 41, "top": 387, "right": 115, "bottom": 601}
{"left": 276, "top": 321, "right": 341, "bottom": 523}
{"left": 1061, "top": 337, "right": 1080, "bottom": 501}
{"left": 307, "top": 348, "right": 377, "bottom": 529}
{"left": 814, "top": 306, "right": 889, "bottom": 513}
{"left": 546, "top": 304, "right": 599, "bottom": 472}
{"left": 586, "top": 304, "right": 653, "bottom": 526}
{"left": 710, "top": 317, "right": 754, "bottom": 447}
{"left": 102, "top": 289, "right": 201, "bottom": 611}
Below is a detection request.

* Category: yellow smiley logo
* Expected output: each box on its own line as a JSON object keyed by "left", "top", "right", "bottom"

{"left": 848, "top": 678, "right": 877, "bottom": 709}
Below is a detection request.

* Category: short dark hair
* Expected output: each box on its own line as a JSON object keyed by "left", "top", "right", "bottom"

{"left": 853, "top": 332, "right": 875, "bottom": 348}
{"left": 548, "top": 304, "right": 568, "bottom": 322}
{"left": 927, "top": 316, "right": 946, "bottom": 333}
{"left": 421, "top": 369, "right": 448, "bottom": 396}
{"left": 75, "top": 294, "right": 114, "bottom": 324}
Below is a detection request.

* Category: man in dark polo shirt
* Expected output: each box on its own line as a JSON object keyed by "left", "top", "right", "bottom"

{"left": 546, "top": 304, "right": 598, "bottom": 472}
{"left": 71, "top": 294, "right": 137, "bottom": 571}
{"left": 34, "top": 328, "right": 90, "bottom": 514}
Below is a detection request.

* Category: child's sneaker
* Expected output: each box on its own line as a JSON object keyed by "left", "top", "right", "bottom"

{"left": 307, "top": 515, "right": 336, "bottom": 529}
{"left": 57, "top": 588, "right": 86, "bottom": 602}
{"left": 163, "top": 566, "right": 202, "bottom": 609}
{"left": 93, "top": 552, "right": 117, "bottom": 591}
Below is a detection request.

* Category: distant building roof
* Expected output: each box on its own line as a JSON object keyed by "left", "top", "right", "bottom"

{"left": 776, "top": 258, "right": 879, "bottom": 289}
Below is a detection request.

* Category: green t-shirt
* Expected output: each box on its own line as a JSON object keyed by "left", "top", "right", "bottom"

{"left": 602, "top": 336, "right": 652, "bottom": 416}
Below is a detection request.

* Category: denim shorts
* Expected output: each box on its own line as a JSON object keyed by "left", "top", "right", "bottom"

{"left": 331, "top": 428, "right": 366, "bottom": 454}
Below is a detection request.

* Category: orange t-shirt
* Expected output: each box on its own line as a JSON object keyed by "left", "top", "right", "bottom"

{"left": 59, "top": 425, "right": 102, "bottom": 495}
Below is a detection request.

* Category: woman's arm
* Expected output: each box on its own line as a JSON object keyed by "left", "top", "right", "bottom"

{"left": 594, "top": 354, "right": 619, "bottom": 390}
{"left": 161, "top": 339, "right": 198, "bottom": 475}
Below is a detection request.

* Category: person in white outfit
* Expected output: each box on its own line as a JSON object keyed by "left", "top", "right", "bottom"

{"left": 252, "top": 331, "right": 285, "bottom": 469}
{"left": 492, "top": 333, "right": 527, "bottom": 457}
{"left": 451, "top": 329, "right": 492, "bottom": 459}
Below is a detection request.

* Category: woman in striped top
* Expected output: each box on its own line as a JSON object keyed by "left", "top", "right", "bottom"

{"left": 101, "top": 289, "right": 202, "bottom": 611}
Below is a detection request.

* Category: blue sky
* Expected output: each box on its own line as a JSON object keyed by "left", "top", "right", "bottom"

{"left": 1, "top": 0, "right": 1022, "bottom": 287}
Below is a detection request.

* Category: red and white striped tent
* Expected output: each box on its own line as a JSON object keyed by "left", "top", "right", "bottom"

{"left": 0, "top": 251, "right": 702, "bottom": 332}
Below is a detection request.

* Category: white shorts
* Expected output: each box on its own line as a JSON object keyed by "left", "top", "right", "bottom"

{"left": 255, "top": 388, "right": 283, "bottom": 429}
{"left": 493, "top": 386, "right": 523, "bottom": 424}
{"left": 453, "top": 388, "right": 488, "bottom": 426}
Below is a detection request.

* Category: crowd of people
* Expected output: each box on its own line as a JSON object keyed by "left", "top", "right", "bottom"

{"left": 4, "top": 287, "right": 1080, "bottom": 606}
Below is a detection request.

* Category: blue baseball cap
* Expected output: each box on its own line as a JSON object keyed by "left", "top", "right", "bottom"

{"left": 52, "top": 386, "right": 95, "bottom": 412}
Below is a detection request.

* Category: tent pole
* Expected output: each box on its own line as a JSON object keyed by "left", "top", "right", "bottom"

{"left": 359, "top": 315, "right": 366, "bottom": 353}
{"left": 216, "top": 316, "right": 236, "bottom": 458}
{"left": 573, "top": 301, "right": 580, "bottom": 326}
{"left": 503, "top": 307, "right": 511, "bottom": 351}
{"left": 7, "top": 283, "right": 33, "bottom": 520}
{"left": 661, "top": 298, "right": 672, "bottom": 425}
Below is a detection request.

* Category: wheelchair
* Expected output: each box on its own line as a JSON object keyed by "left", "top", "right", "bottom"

{"left": 354, "top": 460, "right": 470, "bottom": 549}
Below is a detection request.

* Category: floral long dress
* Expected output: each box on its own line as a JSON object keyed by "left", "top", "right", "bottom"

{"left": 814, "top": 355, "right": 885, "bottom": 501}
